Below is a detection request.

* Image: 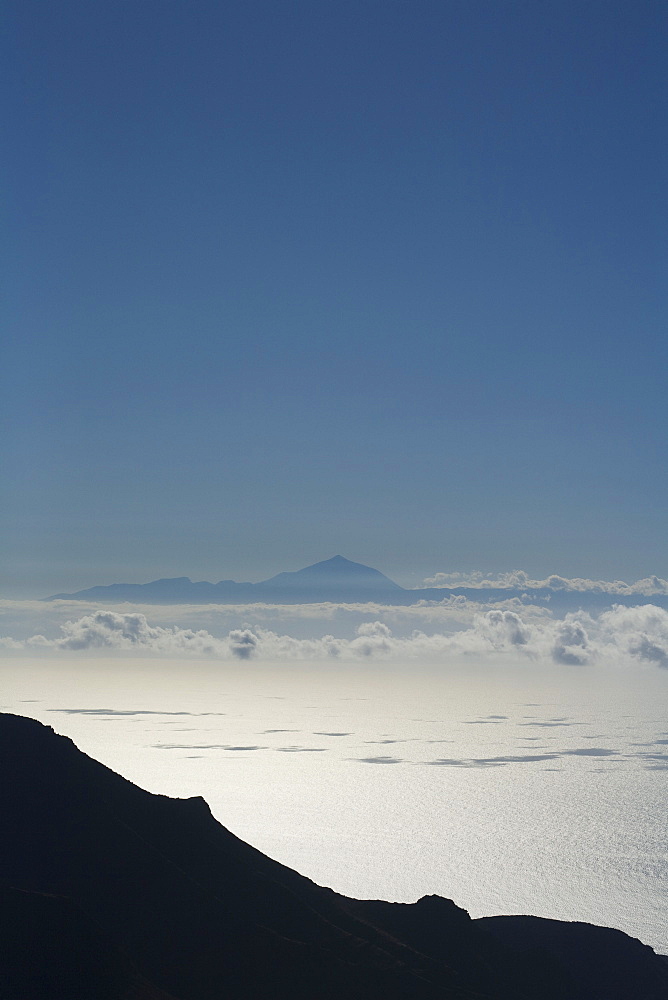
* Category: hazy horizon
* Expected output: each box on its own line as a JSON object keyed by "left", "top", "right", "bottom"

{"left": 5, "top": 552, "right": 668, "bottom": 603}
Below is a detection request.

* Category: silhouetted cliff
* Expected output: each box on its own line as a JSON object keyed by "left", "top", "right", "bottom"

{"left": 1, "top": 713, "right": 666, "bottom": 1000}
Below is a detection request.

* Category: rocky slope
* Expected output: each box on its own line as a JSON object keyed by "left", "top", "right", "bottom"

{"left": 1, "top": 713, "right": 666, "bottom": 999}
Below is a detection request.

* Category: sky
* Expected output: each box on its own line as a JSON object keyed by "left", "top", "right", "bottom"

{"left": 3, "top": 0, "right": 667, "bottom": 597}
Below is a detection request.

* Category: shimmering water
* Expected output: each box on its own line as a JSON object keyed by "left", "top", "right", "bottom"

{"left": 3, "top": 656, "right": 667, "bottom": 954}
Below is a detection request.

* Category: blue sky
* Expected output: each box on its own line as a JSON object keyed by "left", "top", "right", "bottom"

{"left": 3, "top": 0, "right": 666, "bottom": 596}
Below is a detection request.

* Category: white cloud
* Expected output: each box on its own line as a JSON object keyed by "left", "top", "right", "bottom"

{"left": 349, "top": 621, "right": 394, "bottom": 657}
{"left": 2, "top": 604, "right": 668, "bottom": 668}
{"left": 17, "top": 610, "right": 228, "bottom": 656}
{"left": 475, "top": 610, "right": 531, "bottom": 648}
{"left": 597, "top": 604, "right": 668, "bottom": 666}
{"left": 551, "top": 619, "right": 591, "bottom": 665}
{"left": 421, "top": 570, "right": 668, "bottom": 596}
{"left": 228, "top": 628, "right": 259, "bottom": 660}
{"left": 0, "top": 595, "right": 552, "bottom": 644}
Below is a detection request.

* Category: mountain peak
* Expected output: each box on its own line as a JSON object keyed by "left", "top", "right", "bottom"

{"left": 260, "top": 556, "right": 403, "bottom": 592}
{"left": 298, "top": 555, "right": 380, "bottom": 574}
{"left": 45, "top": 557, "right": 405, "bottom": 603}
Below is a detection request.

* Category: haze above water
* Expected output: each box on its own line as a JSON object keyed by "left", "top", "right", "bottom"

{"left": 4, "top": 655, "right": 666, "bottom": 955}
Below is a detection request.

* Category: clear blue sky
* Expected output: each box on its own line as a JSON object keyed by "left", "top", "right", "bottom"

{"left": 3, "top": 0, "right": 666, "bottom": 595}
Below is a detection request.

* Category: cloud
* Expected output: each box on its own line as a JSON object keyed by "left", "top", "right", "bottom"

{"left": 597, "top": 605, "right": 668, "bottom": 666}
{"left": 348, "top": 621, "right": 394, "bottom": 657}
{"left": 474, "top": 610, "right": 530, "bottom": 647}
{"left": 421, "top": 570, "right": 668, "bottom": 596}
{"left": 551, "top": 620, "right": 591, "bottom": 665}
{"left": 0, "top": 595, "right": 551, "bottom": 644}
{"left": 2, "top": 604, "right": 668, "bottom": 668}
{"left": 0, "top": 610, "right": 234, "bottom": 656}
{"left": 228, "top": 628, "right": 259, "bottom": 660}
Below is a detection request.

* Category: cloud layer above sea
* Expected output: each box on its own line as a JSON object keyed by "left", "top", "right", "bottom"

{"left": 2, "top": 603, "right": 667, "bottom": 668}
{"left": 421, "top": 569, "right": 668, "bottom": 596}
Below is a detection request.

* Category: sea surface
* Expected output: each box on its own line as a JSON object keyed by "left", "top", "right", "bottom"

{"left": 3, "top": 655, "right": 667, "bottom": 954}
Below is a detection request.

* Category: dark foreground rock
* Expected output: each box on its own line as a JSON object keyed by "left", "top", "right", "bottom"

{"left": 1, "top": 713, "right": 666, "bottom": 1000}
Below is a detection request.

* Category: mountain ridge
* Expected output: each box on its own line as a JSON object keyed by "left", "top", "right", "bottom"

{"left": 2, "top": 712, "right": 667, "bottom": 1000}
{"left": 46, "top": 556, "right": 668, "bottom": 612}
{"left": 47, "top": 555, "right": 404, "bottom": 604}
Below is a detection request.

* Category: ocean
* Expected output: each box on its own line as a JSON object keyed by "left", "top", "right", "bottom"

{"left": 3, "top": 655, "right": 666, "bottom": 954}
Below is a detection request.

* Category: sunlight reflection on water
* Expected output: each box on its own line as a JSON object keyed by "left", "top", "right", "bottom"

{"left": 3, "top": 655, "right": 667, "bottom": 954}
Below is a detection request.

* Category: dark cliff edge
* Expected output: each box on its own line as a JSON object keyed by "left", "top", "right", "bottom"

{"left": 1, "top": 713, "right": 666, "bottom": 1000}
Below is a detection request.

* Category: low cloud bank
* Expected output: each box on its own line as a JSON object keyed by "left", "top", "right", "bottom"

{"left": 0, "top": 595, "right": 553, "bottom": 643}
{"left": 422, "top": 570, "right": 668, "bottom": 596}
{"left": 2, "top": 605, "right": 668, "bottom": 668}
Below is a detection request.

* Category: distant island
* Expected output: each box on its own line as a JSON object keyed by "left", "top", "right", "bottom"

{"left": 46, "top": 555, "right": 668, "bottom": 611}
{"left": 2, "top": 712, "right": 667, "bottom": 1000}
